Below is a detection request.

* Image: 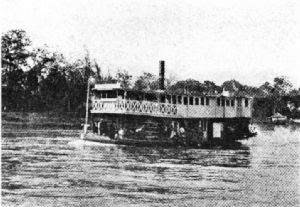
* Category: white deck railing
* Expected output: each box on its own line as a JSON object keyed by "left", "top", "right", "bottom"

{"left": 91, "top": 99, "right": 177, "bottom": 116}
{"left": 91, "top": 99, "right": 251, "bottom": 118}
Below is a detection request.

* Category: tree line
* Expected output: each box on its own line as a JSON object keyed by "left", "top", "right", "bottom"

{"left": 2, "top": 30, "right": 300, "bottom": 118}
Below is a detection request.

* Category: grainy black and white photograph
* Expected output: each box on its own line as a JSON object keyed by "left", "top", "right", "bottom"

{"left": 1, "top": 0, "right": 300, "bottom": 206}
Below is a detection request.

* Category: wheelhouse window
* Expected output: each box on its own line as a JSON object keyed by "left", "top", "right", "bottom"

{"left": 95, "top": 89, "right": 124, "bottom": 99}
{"left": 189, "top": 97, "right": 194, "bottom": 105}
{"left": 245, "top": 98, "right": 249, "bottom": 107}
{"left": 107, "top": 90, "right": 117, "bottom": 98}
{"left": 201, "top": 97, "right": 205, "bottom": 105}
{"left": 195, "top": 97, "right": 199, "bottom": 105}
{"left": 184, "top": 96, "right": 188, "bottom": 105}
{"left": 206, "top": 98, "right": 210, "bottom": 105}
{"left": 102, "top": 91, "right": 109, "bottom": 98}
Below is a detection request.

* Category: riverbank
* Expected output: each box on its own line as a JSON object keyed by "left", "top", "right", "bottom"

{"left": 2, "top": 112, "right": 84, "bottom": 129}
{"left": 1, "top": 112, "right": 292, "bottom": 130}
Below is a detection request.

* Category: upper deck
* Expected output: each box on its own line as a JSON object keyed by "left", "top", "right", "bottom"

{"left": 90, "top": 83, "right": 252, "bottom": 119}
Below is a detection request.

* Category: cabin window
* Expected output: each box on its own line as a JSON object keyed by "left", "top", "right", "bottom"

{"left": 166, "top": 95, "right": 171, "bottom": 103}
{"left": 189, "top": 97, "right": 194, "bottom": 105}
{"left": 226, "top": 99, "right": 230, "bottom": 106}
{"left": 126, "top": 91, "right": 131, "bottom": 99}
{"left": 206, "top": 98, "right": 210, "bottom": 105}
{"left": 231, "top": 99, "right": 235, "bottom": 107}
{"left": 138, "top": 93, "right": 144, "bottom": 101}
{"left": 118, "top": 90, "right": 124, "bottom": 99}
{"left": 172, "top": 95, "right": 177, "bottom": 104}
{"left": 178, "top": 96, "right": 182, "bottom": 104}
{"left": 145, "top": 93, "right": 156, "bottom": 102}
{"left": 217, "top": 98, "right": 221, "bottom": 106}
{"left": 184, "top": 96, "right": 188, "bottom": 105}
{"left": 129, "top": 92, "right": 143, "bottom": 101}
{"left": 160, "top": 95, "right": 166, "bottom": 103}
{"left": 201, "top": 97, "right": 205, "bottom": 105}
{"left": 221, "top": 99, "right": 225, "bottom": 106}
{"left": 245, "top": 98, "right": 249, "bottom": 107}
{"left": 195, "top": 97, "right": 199, "bottom": 105}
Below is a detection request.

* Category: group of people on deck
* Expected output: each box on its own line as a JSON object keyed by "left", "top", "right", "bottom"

{"left": 165, "top": 121, "right": 205, "bottom": 146}
{"left": 92, "top": 119, "right": 205, "bottom": 146}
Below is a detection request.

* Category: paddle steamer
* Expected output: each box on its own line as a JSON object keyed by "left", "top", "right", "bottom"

{"left": 83, "top": 61, "right": 256, "bottom": 147}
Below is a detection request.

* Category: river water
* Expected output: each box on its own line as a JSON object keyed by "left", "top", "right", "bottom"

{"left": 2, "top": 124, "right": 300, "bottom": 206}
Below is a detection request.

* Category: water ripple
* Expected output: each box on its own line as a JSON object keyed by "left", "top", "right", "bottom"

{"left": 2, "top": 124, "right": 300, "bottom": 206}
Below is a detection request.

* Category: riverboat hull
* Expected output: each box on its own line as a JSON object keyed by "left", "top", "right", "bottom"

{"left": 81, "top": 132, "right": 256, "bottom": 148}
{"left": 82, "top": 133, "right": 179, "bottom": 148}
{"left": 83, "top": 114, "right": 256, "bottom": 148}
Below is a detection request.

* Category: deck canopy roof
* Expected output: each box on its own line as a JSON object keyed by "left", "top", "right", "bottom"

{"left": 93, "top": 83, "right": 122, "bottom": 91}
{"left": 92, "top": 83, "right": 252, "bottom": 98}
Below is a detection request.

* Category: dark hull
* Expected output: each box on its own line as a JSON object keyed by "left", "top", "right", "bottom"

{"left": 82, "top": 132, "right": 255, "bottom": 149}
{"left": 85, "top": 112, "right": 258, "bottom": 150}
{"left": 82, "top": 133, "right": 178, "bottom": 148}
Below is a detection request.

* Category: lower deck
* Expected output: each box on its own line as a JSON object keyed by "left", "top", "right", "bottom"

{"left": 90, "top": 113, "right": 254, "bottom": 147}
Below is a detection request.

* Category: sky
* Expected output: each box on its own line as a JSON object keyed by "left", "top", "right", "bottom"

{"left": 1, "top": 0, "right": 300, "bottom": 88}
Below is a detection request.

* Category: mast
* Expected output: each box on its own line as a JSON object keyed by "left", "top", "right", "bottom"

{"left": 82, "top": 77, "right": 95, "bottom": 136}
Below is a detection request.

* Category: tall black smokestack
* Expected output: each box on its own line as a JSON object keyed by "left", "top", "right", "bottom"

{"left": 159, "top": 60, "right": 165, "bottom": 90}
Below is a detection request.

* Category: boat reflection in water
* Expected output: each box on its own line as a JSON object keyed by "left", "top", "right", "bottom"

{"left": 83, "top": 141, "right": 251, "bottom": 168}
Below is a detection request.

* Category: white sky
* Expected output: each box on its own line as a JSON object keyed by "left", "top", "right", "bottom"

{"left": 1, "top": 0, "right": 300, "bottom": 87}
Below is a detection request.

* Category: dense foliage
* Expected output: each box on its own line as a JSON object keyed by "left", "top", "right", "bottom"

{"left": 2, "top": 30, "right": 300, "bottom": 118}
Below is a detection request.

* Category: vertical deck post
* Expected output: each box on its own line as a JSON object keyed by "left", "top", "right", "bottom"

{"left": 97, "top": 121, "right": 101, "bottom": 135}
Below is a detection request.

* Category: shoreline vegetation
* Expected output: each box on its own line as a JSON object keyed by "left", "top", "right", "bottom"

{"left": 2, "top": 29, "right": 300, "bottom": 120}
{"left": 2, "top": 112, "right": 83, "bottom": 129}
{"left": 0, "top": 111, "right": 293, "bottom": 129}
